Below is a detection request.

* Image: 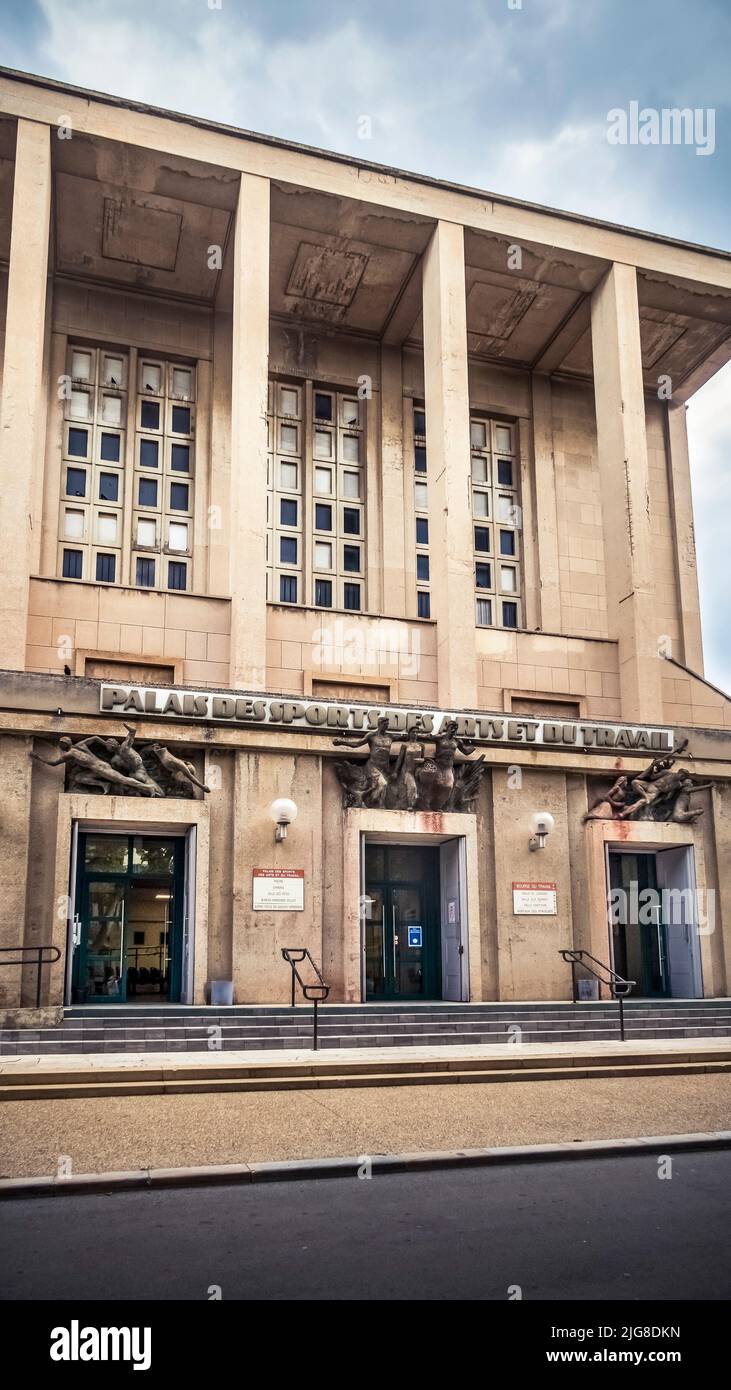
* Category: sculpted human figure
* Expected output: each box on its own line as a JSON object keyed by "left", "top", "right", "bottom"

{"left": 333, "top": 716, "right": 394, "bottom": 808}
{"left": 584, "top": 740, "right": 690, "bottom": 822}
{"left": 144, "top": 743, "right": 211, "bottom": 798}
{"left": 417, "top": 719, "right": 478, "bottom": 812}
{"left": 31, "top": 735, "right": 159, "bottom": 796}
{"left": 669, "top": 777, "right": 712, "bottom": 824}
{"left": 85, "top": 725, "right": 165, "bottom": 797}
{"left": 391, "top": 733, "right": 425, "bottom": 811}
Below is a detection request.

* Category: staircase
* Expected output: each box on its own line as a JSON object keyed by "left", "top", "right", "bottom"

{"left": 2, "top": 999, "right": 731, "bottom": 1055}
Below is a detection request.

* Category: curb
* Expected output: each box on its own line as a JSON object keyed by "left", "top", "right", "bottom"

{"left": 1, "top": 1130, "right": 730, "bottom": 1199}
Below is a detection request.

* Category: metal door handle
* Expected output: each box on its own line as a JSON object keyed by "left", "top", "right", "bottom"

{"left": 381, "top": 904, "right": 387, "bottom": 984}
{"left": 392, "top": 905, "right": 397, "bottom": 984}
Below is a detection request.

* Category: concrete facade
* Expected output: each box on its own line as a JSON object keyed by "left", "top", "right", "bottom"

{"left": 0, "top": 69, "right": 730, "bottom": 1014}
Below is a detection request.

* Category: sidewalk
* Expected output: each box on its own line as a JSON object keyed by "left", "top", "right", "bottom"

{"left": 1, "top": 1059, "right": 730, "bottom": 1180}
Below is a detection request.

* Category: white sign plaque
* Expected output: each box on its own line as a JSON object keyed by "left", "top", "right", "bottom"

{"left": 252, "top": 868, "right": 304, "bottom": 911}
{"left": 512, "top": 881, "right": 557, "bottom": 915}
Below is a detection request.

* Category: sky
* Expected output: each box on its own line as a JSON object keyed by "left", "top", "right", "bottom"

{"left": 1, "top": 0, "right": 729, "bottom": 690}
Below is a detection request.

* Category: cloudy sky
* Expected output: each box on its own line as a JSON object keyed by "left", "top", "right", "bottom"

{"left": 2, "top": 0, "right": 729, "bottom": 688}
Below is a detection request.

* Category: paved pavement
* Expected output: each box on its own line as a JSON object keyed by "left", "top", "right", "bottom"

{"left": 1, "top": 1150, "right": 729, "bottom": 1300}
{"left": 2, "top": 1034, "right": 730, "bottom": 1074}
{"left": 1, "top": 1071, "right": 730, "bottom": 1177}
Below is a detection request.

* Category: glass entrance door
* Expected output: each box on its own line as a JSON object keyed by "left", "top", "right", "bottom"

{"left": 72, "top": 833, "right": 185, "bottom": 1004}
{"left": 364, "top": 844, "right": 440, "bottom": 1001}
{"left": 608, "top": 851, "right": 669, "bottom": 998}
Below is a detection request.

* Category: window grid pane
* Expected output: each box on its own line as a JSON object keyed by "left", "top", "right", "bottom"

{"left": 471, "top": 415, "right": 522, "bottom": 629}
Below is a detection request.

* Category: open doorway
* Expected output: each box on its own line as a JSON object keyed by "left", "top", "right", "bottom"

{"left": 362, "top": 837, "right": 469, "bottom": 1002}
{"left": 607, "top": 847, "right": 702, "bottom": 999}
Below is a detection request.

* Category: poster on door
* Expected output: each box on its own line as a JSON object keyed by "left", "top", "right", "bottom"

{"left": 253, "top": 868, "right": 305, "bottom": 911}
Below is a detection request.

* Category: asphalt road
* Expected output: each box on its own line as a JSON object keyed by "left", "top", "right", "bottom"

{"left": 1, "top": 1151, "right": 729, "bottom": 1301}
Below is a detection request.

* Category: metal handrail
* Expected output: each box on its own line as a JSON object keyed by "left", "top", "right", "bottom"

{"left": 281, "top": 948, "right": 330, "bottom": 1050}
{"left": 0, "top": 945, "right": 62, "bottom": 1009}
{"left": 559, "top": 949, "right": 635, "bottom": 1041}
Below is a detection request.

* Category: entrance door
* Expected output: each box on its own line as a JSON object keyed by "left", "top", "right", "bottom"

{"left": 364, "top": 844, "right": 441, "bottom": 1001}
{"left": 608, "top": 851, "right": 669, "bottom": 998}
{"left": 72, "top": 833, "right": 185, "bottom": 1004}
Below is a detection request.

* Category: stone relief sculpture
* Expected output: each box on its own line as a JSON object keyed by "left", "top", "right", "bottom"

{"left": 583, "top": 738, "right": 713, "bottom": 824}
{"left": 31, "top": 726, "right": 210, "bottom": 799}
{"left": 332, "top": 717, "right": 487, "bottom": 813}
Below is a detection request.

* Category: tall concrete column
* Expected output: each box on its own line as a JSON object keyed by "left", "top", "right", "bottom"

{"left": 380, "top": 345, "right": 406, "bottom": 616}
{"left": 0, "top": 120, "right": 51, "bottom": 670}
{"left": 229, "top": 172, "right": 270, "bottom": 689}
{"left": 530, "top": 373, "right": 562, "bottom": 632}
{"left": 666, "top": 401, "right": 704, "bottom": 672}
{"left": 421, "top": 220, "right": 477, "bottom": 709}
{"left": 591, "top": 263, "right": 662, "bottom": 722}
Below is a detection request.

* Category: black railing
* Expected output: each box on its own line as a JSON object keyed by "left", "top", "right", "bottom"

{"left": 281, "top": 948, "right": 330, "bottom": 1050}
{"left": 0, "top": 945, "right": 62, "bottom": 1009}
{"left": 559, "top": 949, "right": 635, "bottom": 1041}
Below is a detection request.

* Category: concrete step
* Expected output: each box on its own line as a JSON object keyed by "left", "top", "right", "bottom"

{"left": 2, "top": 1049, "right": 730, "bottom": 1101}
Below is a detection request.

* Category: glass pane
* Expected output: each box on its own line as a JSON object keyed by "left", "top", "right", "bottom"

{"left": 314, "top": 542, "right": 332, "bottom": 568}
{"left": 126, "top": 882, "right": 172, "bottom": 999}
{"left": 97, "top": 514, "right": 118, "bottom": 544}
{"left": 169, "top": 522, "right": 188, "bottom": 551}
{"left": 364, "top": 844, "right": 386, "bottom": 880}
{"left": 280, "top": 423, "right": 298, "bottom": 452}
{"left": 71, "top": 350, "right": 93, "bottom": 381}
{"left": 342, "top": 434, "right": 360, "bottom": 462}
{"left": 142, "top": 364, "right": 162, "bottom": 393}
{"left": 314, "top": 429, "right": 333, "bottom": 459}
{"left": 131, "top": 838, "right": 176, "bottom": 875}
{"left": 364, "top": 886, "right": 386, "bottom": 998}
{"left": 280, "top": 461, "right": 298, "bottom": 489}
{"left": 84, "top": 835, "right": 129, "bottom": 872}
{"left": 414, "top": 483, "right": 428, "bottom": 509}
{"left": 102, "top": 395, "right": 122, "bottom": 426}
{"left": 340, "top": 398, "right": 359, "bottom": 427}
{"left": 70, "top": 390, "right": 91, "bottom": 420}
{"left": 498, "top": 494, "right": 515, "bottom": 522}
{"left": 64, "top": 509, "right": 84, "bottom": 540}
{"left": 314, "top": 467, "right": 332, "bottom": 494}
{"left": 343, "top": 471, "right": 360, "bottom": 498}
{"left": 104, "top": 357, "right": 124, "bottom": 387}
{"left": 137, "top": 518, "right": 156, "bottom": 547}
{"left": 473, "top": 491, "right": 489, "bottom": 518}
{"left": 393, "top": 886, "right": 425, "bottom": 998}
{"left": 83, "top": 881, "right": 126, "bottom": 1001}
{"left": 172, "top": 367, "right": 192, "bottom": 399}
{"left": 501, "top": 565, "right": 517, "bottom": 592}
{"left": 470, "top": 421, "right": 487, "bottom": 449}
{"left": 314, "top": 392, "right": 332, "bottom": 421}
{"left": 280, "top": 387, "right": 298, "bottom": 417}
{"left": 471, "top": 455, "right": 488, "bottom": 483}
{"left": 495, "top": 425, "right": 512, "bottom": 452}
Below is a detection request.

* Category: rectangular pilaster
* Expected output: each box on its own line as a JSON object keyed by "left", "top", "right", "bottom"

{"left": 229, "top": 172, "right": 270, "bottom": 689}
{"left": 380, "top": 345, "right": 406, "bottom": 616}
{"left": 530, "top": 373, "right": 562, "bottom": 631}
{"left": 591, "top": 263, "right": 662, "bottom": 722}
{"left": 421, "top": 221, "right": 477, "bottom": 708}
{"left": 666, "top": 402, "right": 704, "bottom": 672}
{"left": 0, "top": 120, "right": 51, "bottom": 668}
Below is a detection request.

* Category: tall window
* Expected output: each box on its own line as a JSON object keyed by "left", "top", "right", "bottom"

{"left": 470, "top": 416, "right": 521, "bottom": 629}
{"left": 133, "top": 357, "right": 195, "bottom": 593}
{"left": 412, "top": 402, "right": 430, "bottom": 618}
{"left": 267, "top": 378, "right": 366, "bottom": 610}
{"left": 59, "top": 345, "right": 128, "bottom": 586}
{"left": 58, "top": 345, "right": 196, "bottom": 591}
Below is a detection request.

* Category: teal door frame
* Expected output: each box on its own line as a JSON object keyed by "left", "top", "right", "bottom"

{"left": 73, "top": 833, "right": 185, "bottom": 1004}
{"left": 364, "top": 846, "right": 441, "bottom": 1001}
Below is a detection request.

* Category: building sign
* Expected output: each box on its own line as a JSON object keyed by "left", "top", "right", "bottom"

{"left": 100, "top": 684, "right": 675, "bottom": 755}
{"left": 512, "top": 881, "right": 558, "bottom": 915}
{"left": 407, "top": 926, "right": 423, "bottom": 948}
{"left": 252, "top": 868, "right": 304, "bottom": 911}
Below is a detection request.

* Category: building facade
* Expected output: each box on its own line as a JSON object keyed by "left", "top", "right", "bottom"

{"left": 1, "top": 68, "right": 730, "bottom": 1018}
